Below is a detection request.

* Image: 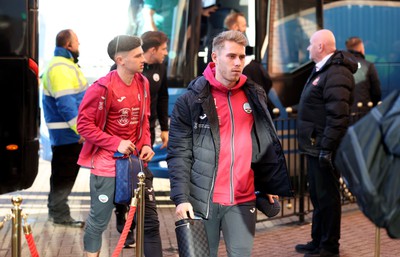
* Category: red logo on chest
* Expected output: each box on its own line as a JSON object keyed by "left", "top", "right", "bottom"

{"left": 312, "top": 77, "right": 320, "bottom": 86}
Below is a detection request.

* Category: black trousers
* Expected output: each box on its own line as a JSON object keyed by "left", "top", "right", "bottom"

{"left": 307, "top": 155, "right": 341, "bottom": 253}
{"left": 48, "top": 143, "right": 82, "bottom": 221}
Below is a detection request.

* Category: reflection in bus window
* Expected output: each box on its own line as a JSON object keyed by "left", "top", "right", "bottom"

{"left": 268, "top": 0, "right": 317, "bottom": 74}
{"left": 130, "top": 0, "right": 190, "bottom": 87}
{"left": 142, "top": 0, "right": 179, "bottom": 40}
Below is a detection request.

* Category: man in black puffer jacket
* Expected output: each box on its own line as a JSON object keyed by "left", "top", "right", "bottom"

{"left": 167, "top": 30, "right": 292, "bottom": 257}
{"left": 346, "top": 36, "right": 382, "bottom": 115}
{"left": 295, "top": 29, "right": 357, "bottom": 257}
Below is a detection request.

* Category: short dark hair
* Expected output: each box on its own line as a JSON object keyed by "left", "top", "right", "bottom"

{"left": 56, "top": 29, "right": 72, "bottom": 47}
{"left": 346, "top": 36, "right": 363, "bottom": 50}
{"left": 141, "top": 31, "right": 168, "bottom": 52}
{"left": 107, "top": 35, "right": 142, "bottom": 61}
{"left": 212, "top": 30, "right": 248, "bottom": 53}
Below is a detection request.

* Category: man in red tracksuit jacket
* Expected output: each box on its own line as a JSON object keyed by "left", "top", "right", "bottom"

{"left": 77, "top": 35, "right": 162, "bottom": 257}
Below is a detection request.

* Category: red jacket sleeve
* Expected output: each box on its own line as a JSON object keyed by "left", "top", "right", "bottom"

{"left": 77, "top": 82, "right": 121, "bottom": 152}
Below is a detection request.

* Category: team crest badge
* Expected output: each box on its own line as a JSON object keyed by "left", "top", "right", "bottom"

{"left": 98, "top": 194, "right": 109, "bottom": 203}
{"left": 312, "top": 77, "right": 320, "bottom": 86}
{"left": 153, "top": 73, "right": 160, "bottom": 82}
{"left": 243, "top": 102, "right": 252, "bottom": 114}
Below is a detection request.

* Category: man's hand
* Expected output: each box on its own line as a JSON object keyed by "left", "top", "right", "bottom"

{"left": 78, "top": 136, "right": 85, "bottom": 144}
{"left": 160, "top": 131, "right": 169, "bottom": 149}
{"left": 139, "top": 145, "right": 155, "bottom": 162}
{"left": 117, "top": 140, "right": 135, "bottom": 155}
{"left": 176, "top": 202, "right": 195, "bottom": 220}
{"left": 266, "top": 194, "right": 279, "bottom": 204}
{"left": 202, "top": 5, "right": 218, "bottom": 17}
{"left": 319, "top": 150, "right": 334, "bottom": 170}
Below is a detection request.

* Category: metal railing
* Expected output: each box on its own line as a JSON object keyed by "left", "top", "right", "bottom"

{"left": 256, "top": 105, "right": 372, "bottom": 223}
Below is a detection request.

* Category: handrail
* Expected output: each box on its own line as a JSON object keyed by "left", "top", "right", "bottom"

{"left": 0, "top": 196, "right": 40, "bottom": 257}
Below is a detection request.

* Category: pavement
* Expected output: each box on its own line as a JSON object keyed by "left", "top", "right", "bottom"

{"left": 0, "top": 159, "right": 399, "bottom": 257}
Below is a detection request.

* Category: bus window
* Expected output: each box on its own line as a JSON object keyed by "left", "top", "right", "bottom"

{"left": 130, "top": 0, "right": 197, "bottom": 87}
{"left": 268, "top": 0, "right": 318, "bottom": 74}
{"left": 322, "top": 0, "right": 400, "bottom": 97}
{"left": 131, "top": 0, "right": 257, "bottom": 87}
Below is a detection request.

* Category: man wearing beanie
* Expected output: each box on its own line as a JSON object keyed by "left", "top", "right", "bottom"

{"left": 77, "top": 35, "right": 163, "bottom": 257}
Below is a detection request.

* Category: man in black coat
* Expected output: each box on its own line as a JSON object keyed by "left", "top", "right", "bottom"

{"left": 168, "top": 30, "right": 292, "bottom": 257}
{"left": 346, "top": 36, "right": 381, "bottom": 115}
{"left": 295, "top": 29, "right": 357, "bottom": 257}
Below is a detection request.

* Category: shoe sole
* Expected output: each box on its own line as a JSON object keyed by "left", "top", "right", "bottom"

{"left": 53, "top": 222, "right": 85, "bottom": 228}
{"left": 295, "top": 247, "right": 319, "bottom": 254}
{"left": 124, "top": 243, "right": 136, "bottom": 248}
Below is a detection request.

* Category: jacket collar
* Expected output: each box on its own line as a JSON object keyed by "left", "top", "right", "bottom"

{"left": 54, "top": 47, "right": 73, "bottom": 61}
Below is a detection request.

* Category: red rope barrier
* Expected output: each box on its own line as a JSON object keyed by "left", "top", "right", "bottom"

{"left": 112, "top": 205, "right": 137, "bottom": 257}
{"left": 24, "top": 225, "right": 39, "bottom": 257}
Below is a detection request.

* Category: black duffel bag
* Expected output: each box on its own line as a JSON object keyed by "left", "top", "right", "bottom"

{"left": 335, "top": 90, "right": 400, "bottom": 239}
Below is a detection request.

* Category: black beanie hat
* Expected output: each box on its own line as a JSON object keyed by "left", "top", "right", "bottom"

{"left": 107, "top": 35, "right": 142, "bottom": 61}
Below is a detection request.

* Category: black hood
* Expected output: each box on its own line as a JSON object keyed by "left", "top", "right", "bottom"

{"left": 328, "top": 50, "right": 358, "bottom": 74}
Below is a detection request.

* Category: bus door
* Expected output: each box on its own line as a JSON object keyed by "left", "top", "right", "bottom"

{"left": 0, "top": 0, "right": 39, "bottom": 194}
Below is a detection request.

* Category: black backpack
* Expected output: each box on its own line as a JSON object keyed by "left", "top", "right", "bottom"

{"left": 335, "top": 90, "right": 400, "bottom": 239}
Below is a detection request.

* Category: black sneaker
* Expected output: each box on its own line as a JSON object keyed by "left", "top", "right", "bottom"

{"left": 53, "top": 217, "right": 85, "bottom": 228}
{"left": 295, "top": 241, "right": 319, "bottom": 253}
{"left": 124, "top": 230, "right": 136, "bottom": 248}
{"left": 304, "top": 248, "right": 339, "bottom": 257}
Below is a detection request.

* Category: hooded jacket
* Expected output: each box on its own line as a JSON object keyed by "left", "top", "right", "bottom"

{"left": 167, "top": 65, "right": 293, "bottom": 219}
{"left": 77, "top": 70, "right": 150, "bottom": 170}
{"left": 297, "top": 50, "right": 358, "bottom": 156}
{"left": 348, "top": 50, "right": 382, "bottom": 113}
{"left": 203, "top": 63, "right": 254, "bottom": 205}
{"left": 42, "top": 47, "right": 88, "bottom": 146}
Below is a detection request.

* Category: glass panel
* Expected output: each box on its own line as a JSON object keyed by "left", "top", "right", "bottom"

{"left": 323, "top": 0, "right": 400, "bottom": 63}
{"left": 268, "top": 0, "right": 318, "bottom": 74}
{"left": 198, "top": 0, "right": 254, "bottom": 75}
{"left": 130, "top": 0, "right": 189, "bottom": 86}
{"left": 323, "top": 0, "right": 400, "bottom": 96}
{"left": 0, "top": 0, "right": 27, "bottom": 56}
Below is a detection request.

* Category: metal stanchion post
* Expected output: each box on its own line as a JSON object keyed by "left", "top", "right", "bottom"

{"left": 11, "top": 196, "right": 23, "bottom": 257}
{"left": 374, "top": 226, "right": 381, "bottom": 257}
{"left": 136, "top": 172, "right": 146, "bottom": 257}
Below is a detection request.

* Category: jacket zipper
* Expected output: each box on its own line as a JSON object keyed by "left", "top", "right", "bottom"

{"left": 90, "top": 86, "right": 110, "bottom": 169}
{"left": 137, "top": 80, "right": 147, "bottom": 141}
{"left": 227, "top": 91, "right": 235, "bottom": 204}
{"left": 205, "top": 95, "right": 217, "bottom": 219}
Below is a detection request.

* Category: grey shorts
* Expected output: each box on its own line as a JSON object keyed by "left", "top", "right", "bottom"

{"left": 83, "top": 174, "right": 115, "bottom": 253}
